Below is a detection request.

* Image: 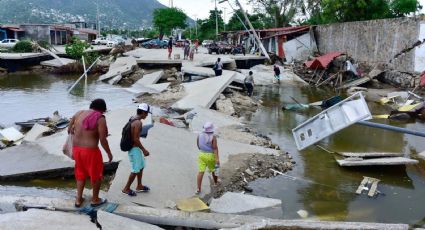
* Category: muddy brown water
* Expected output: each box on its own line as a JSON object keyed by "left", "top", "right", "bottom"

{"left": 2, "top": 74, "right": 425, "bottom": 226}
{"left": 247, "top": 85, "right": 425, "bottom": 227}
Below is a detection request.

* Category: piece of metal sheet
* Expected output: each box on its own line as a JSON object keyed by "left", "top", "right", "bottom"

{"left": 292, "top": 92, "right": 371, "bottom": 150}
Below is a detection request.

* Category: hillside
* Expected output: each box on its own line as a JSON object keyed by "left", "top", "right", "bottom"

{"left": 0, "top": 0, "right": 167, "bottom": 29}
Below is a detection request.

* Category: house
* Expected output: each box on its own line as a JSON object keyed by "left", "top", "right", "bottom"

{"left": 221, "top": 25, "right": 316, "bottom": 62}
{"left": 0, "top": 25, "right": 25, "bottom": 41}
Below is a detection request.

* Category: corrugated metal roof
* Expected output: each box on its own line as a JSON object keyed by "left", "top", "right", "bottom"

{"left": 261, "top": 26, "right": 310, "bottom": 40}
{"left": 304, "top": 52, "right": 343, "bottom": 69}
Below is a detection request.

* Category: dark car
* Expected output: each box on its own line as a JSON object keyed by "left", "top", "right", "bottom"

{"left": 208, "top": 41, "right": 232, "bottom": 54}
{"left": 142, "top": 39, "right": 168, "bottom": 49}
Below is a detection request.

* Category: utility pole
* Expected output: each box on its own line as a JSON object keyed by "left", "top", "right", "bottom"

{"left": 215, "top": 0, "right": 218, "bottom": 39}
{"left": 220, "top": 0, "right": 270, "bottom": 61}
{"left": 223, "top": 7, "right": 227, "bottom": 31}
{"left": 96, "top": 0, "right": 100, "bottom": 36}
{"left": 193, "top": 14, "right": 198, "bottom": 38}
{"left": 169, "top": 0, "right": 173, "bottom": 7}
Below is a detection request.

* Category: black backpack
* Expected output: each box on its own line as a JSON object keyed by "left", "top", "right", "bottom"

{"left": 120, "top": 118, "right": 135, "bottom": 152}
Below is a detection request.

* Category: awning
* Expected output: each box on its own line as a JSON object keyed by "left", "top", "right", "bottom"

{"left": 1, "top": 27, "right": 24, "bottom": 32}
{"left": 261, "top": 26, "right": 310, "bottom": 40}
{"left": 304, "top": 52, "right": 343, "bottom": 69}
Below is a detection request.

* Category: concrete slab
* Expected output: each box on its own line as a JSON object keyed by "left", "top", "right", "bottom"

{"left": 98, "top": 56, "right": 138, "bottom": 82}
{"left": 0, "top": 127, "right": 24, "bottom": 142}
{"left": 135, "top": 71, "right": 163, "bottom": 86}
{"left": 209, "top": 192, "right": 281, "bottom": 214}
{"left": 182, "top": 66, "right": 215, "bottom": 77}
{"left": 0, "top": 209, "right": 97, "bottom": 230}
{"left": 418, "top": 151, "right": 425, "bottom": 159}
{"left": 127, "top": 83, "right": 170, "bottom": 96}
{"left": 171, "top": 73, "right": 235, "bottom": 112}
{"left": 106, "top": 123, "right": 279, "bottom": 208}
{"left": 185, "top": 106, "right": 242, "bottom": 133}
{"left": 113, "top": 205, "right": 407, "bottom": 230}
{"left": 23, "top": 124, "right": 51, "bottom": 142}
{"left": 337, "top": 157, "right": 418, "bottom": 166}
{"left": 0, "top": 142, "right": 73, "bottom": 180}
{"left": 337, "top": 152, "right": 403, "bottom": 158}
{"left": 97, "top": 210, "right": 164, "bottom": 230}
{"left": 0, "top": 53, "right": 47, "bottom": 60}
{"left": 40, "top": 58, "right": 76, "bottom": 68}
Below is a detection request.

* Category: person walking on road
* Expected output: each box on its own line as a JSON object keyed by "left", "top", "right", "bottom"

{"left": 167, "top": 37, "right": 173, "bottom": 59}
{"left": 68, "top": 98, "right": 113, "bottom": 208}
{"left": 244, "top": 71, "right": 255, "bottom": 97}
{"left": 213, "top": 58, "right": 223, "bottom": 76}
{"left": 196, "top": 122, "right": 220, "bottom": 194}
{"left": 183, "top": 40, "right": 190, "bottom": 60}
{"left": 273, "top": 64, "right": 281, "bottom": 84}
{"left": 122, "top": 103, "right": 152, "bottom": 196}
{"left": 189, "top": 42, "right": 196, "bottom": 61}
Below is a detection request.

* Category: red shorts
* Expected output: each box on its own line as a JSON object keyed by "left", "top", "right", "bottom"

{"left": 168, "top": 47, "right": 172, "bottom": 53}
{"left": 73, "top": 146, "right": 104, "bottom": 183}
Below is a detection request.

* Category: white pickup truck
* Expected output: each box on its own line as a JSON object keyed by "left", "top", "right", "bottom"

{"left": 91, "top": 37, "right": 108, "bottom": 45}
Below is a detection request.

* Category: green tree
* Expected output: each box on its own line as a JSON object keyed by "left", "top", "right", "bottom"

{"left": 153, "top": 7, "right": 187, "bottom": 37}
{"left": 226, "top": 9, "right": 274, "bottom": 31}
{"left": 390, "top": 0, "right": 422, "bottom": 16}
{"left": 249, "top": 0, "right": 303, "bottom": 27}
{"left": 310, "top": 0, "right": 421, "bottom": 24}
{"left": 197, "top": 10, "right": 225, "bottom": 41}
{"left": 65, "top": 37, "right": 91, "bottom": 60}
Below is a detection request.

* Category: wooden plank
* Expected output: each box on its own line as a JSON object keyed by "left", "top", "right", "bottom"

{"left": 337, "top": 157, "right": 418, "bottom": 167}
{"left": 368, "top": 179, "right": 380, "bottom": 197}
{"left": 356, "top": 177, "right": 369, "bottom": 194}
{"left": 337, "top": 152, "right": 403, "bottom": 158}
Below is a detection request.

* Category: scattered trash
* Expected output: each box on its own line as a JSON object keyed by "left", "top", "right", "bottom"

{"left": 356, "top": 176, "right": 381, "bottom": 197}
{"left": 175, "top": 197, "right": 209, "bottom": 212}
{"left": 0, "top": 127, "right": 24, "bottom": 143}
{"left": 297, "top": 209, "right": 309, "bottom": 218}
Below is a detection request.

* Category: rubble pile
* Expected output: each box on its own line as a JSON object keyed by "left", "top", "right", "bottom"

{"left": 212, "top": 153, "right": 294, "bottom": 198}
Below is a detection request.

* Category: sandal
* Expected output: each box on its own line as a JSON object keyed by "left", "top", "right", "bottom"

{"left": 136, "top": 185, "right": 150, "bottom": 193}
{"left": 122, "top": 189, "right": 137, "bottom": 197}
{"left": 74, "top": 197, "right": 85, "bottom": 208}
{"left": 90, "top": 198, "right": 107, "bottom": 207}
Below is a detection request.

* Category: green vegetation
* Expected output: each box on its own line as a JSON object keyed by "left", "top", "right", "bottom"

{"left": 65, "top": 37, "right": 98, "bottom": 64}
{"left": 153, "top": 7, "right": 187, "bottom": 36}
{"left": 12, "top": 40, "right": 33, "bottom": 53}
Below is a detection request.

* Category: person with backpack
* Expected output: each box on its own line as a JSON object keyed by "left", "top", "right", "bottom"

{"left": 121, "top": 103, "right": 152, "bottom": 196}
{"left": 213, "top": 57, "right": 223, "bottom": 76}
{"left": 196, "top": 122, "right": 220, "bottom": 194}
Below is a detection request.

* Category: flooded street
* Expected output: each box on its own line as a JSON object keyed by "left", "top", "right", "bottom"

{"left": 1, "top": 74, "right": 425, "bottom": 226}
{"left": 0, "top": 73, "right": 134, "bottom": 127}
{"left": 248, "top": 85, "right": 425, "bottom": 226}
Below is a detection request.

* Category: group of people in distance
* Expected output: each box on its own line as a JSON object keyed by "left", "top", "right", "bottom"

{"left": 67, "top": 99, "right": 220, "bottom": 207}
{"left": 167, "top": 37, "right": 199, "bottom": 61}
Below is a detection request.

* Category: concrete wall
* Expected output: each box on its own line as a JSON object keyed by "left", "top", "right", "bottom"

{"left": 20, "top": 25, "right": 50, "bottom": 43}
{"left": 315, "top": 18, "right": 421, "bottom": 73}
{"left": 284, "top": 32, "right": 317, "bottom": 63}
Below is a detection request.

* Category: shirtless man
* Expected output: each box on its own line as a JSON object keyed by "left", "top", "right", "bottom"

{"left": 68, "top": 98, "right": 113, "bottom": 207}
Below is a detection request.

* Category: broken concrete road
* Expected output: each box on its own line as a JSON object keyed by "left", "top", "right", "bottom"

{"left": 209, "top": 192, "right": 281, "bottom": 214}
{"left": 171, "top": 73, "right": 235, "bottom": 112}
{"left": 40, "top": 58, "right": 76, "bottom": 68}
{"left": 185, "top": 106, "right": 242, "bottom": 133}
{"left": 135, "top": 71, "right": 163, "bottom": 86}
{"left": 98, "top": 56, "right": 138, "bottom": 82}
{"left": 106, "top": 123, "right": 279, "bottom": 208}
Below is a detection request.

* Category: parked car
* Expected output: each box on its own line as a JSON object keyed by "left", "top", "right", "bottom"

{"left": 141, "top": 39, "right": 167, "bottom": 49}
{"left": 208, "top": 41, "right": 232, "bottom": 54}
{"left": 202, "top": 40, "right": 213, "bottom": 47}
{"left": 0, "top": 39, "right": 19, "bottom": 48}
{"left": 91, "top": 37, "right": 108, "bottom": 45}
{"left": 106, "top": 38, "right": 125, "bottom": 47}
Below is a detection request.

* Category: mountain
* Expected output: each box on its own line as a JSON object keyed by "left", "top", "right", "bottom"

{"left": 0, "top": 0, "right": 167, "bottom": 29}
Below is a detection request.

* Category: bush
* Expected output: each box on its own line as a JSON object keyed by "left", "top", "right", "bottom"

{"left": 65, "top": 37, "right": 91, "bottom": 60}
{"left": 12, "top": 40, "right": 33, "bottom": 53}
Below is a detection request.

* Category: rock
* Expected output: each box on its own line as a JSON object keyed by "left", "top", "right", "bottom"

{"left": 245, "top": 168, "right": 255, "bottom": 176}
{"left": 216, "top": 98, "right": 236, "bottom": 116}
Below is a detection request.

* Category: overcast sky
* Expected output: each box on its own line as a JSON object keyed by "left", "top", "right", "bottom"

{"left": 157, "top": 0, "right": 251, "bottom": 22}
{"left": 158, "top": 0, "right": 425, "bottom": 22}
